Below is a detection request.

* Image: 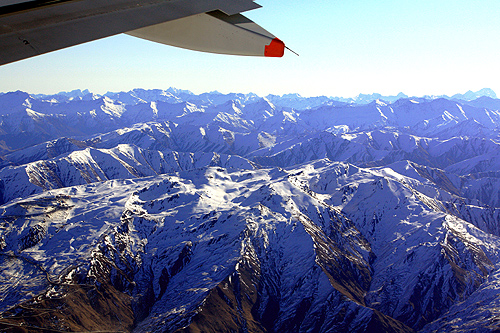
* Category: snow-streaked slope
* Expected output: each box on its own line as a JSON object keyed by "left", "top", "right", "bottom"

{"left": 1, "top": 161, "right": 500, "bottom": 332}
{"left": 1, "top": 89, "right": 500, "bottom": 155}
{"left": 422, "top": 266, "right": 500, "bottom": 332}
{"left": 0, "top": 144, "right": 256, "bottom": 204}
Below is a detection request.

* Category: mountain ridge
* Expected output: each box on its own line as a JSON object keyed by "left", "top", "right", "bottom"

{"left": 1, "top": 87, "right": 500, "bottom": 332}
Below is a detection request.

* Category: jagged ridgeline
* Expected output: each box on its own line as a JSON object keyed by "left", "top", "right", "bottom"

{"left": 1, "top": 88, "right": 500, "bottom": 332}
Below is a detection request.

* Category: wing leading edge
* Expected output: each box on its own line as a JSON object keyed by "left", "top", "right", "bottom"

{"left": 0, "top": 0, "right": 285, "bottom": 66}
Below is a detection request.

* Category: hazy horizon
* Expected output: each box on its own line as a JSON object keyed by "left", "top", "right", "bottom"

{"left": 1, "top": 87, "right": 496, "bottom": 101}
{"left": 1, "top": 0, "right": 499, "bottom": 98}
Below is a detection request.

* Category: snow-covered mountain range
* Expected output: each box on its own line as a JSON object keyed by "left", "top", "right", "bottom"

{"left": 1, "top": 88, "right": 500, "bottom": 332}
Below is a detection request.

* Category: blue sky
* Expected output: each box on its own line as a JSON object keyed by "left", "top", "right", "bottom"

{"left": 0, "top": 0, "right": 499, "bottom": 97}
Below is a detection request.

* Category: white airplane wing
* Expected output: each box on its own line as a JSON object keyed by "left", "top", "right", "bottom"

{"left": 0, "top": 0, "right": 285, "bottom": 66}
{"left": 127, "top": 10, "right": 285, "bottom": 57}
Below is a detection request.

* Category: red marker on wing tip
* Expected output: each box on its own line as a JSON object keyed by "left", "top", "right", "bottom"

{"left": 265, "top": 38, "right": 285, "bottom": 57}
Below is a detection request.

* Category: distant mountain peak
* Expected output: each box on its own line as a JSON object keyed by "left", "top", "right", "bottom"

{"left": 57, "top": 89, "right": 91, "bottom": 98}
{"left": 281, "top": 93, "right": 302, "bottom": 98}
{"left": 166, "top": 87, "right": 193, "bottom": 95}
{"left": 451, "top": 88, "right": 497, "bottom": 101}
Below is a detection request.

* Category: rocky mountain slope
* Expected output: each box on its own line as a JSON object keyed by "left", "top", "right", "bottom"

{"left": 1, "top": 88, "right": 500, "bottom": 332}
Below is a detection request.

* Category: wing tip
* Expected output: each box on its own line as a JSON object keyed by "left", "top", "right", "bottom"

{"left": 264, "top": 38, "right": 285, "bottom": 57}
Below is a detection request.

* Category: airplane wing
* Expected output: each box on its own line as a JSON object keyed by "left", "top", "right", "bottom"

{"left": 127, "top": 10, "right": 285, "bottom": 58}
{"left": 0, "top": 0, "right": 285, "bottom": 66}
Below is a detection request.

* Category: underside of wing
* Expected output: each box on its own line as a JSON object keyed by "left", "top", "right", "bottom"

{"left": 126, "top": 10, "right": 285, "bottom": 57}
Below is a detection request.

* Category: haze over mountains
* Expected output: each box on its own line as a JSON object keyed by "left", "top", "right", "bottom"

{"left": 1, "top": 87, "right": 500, "bottom": 332}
